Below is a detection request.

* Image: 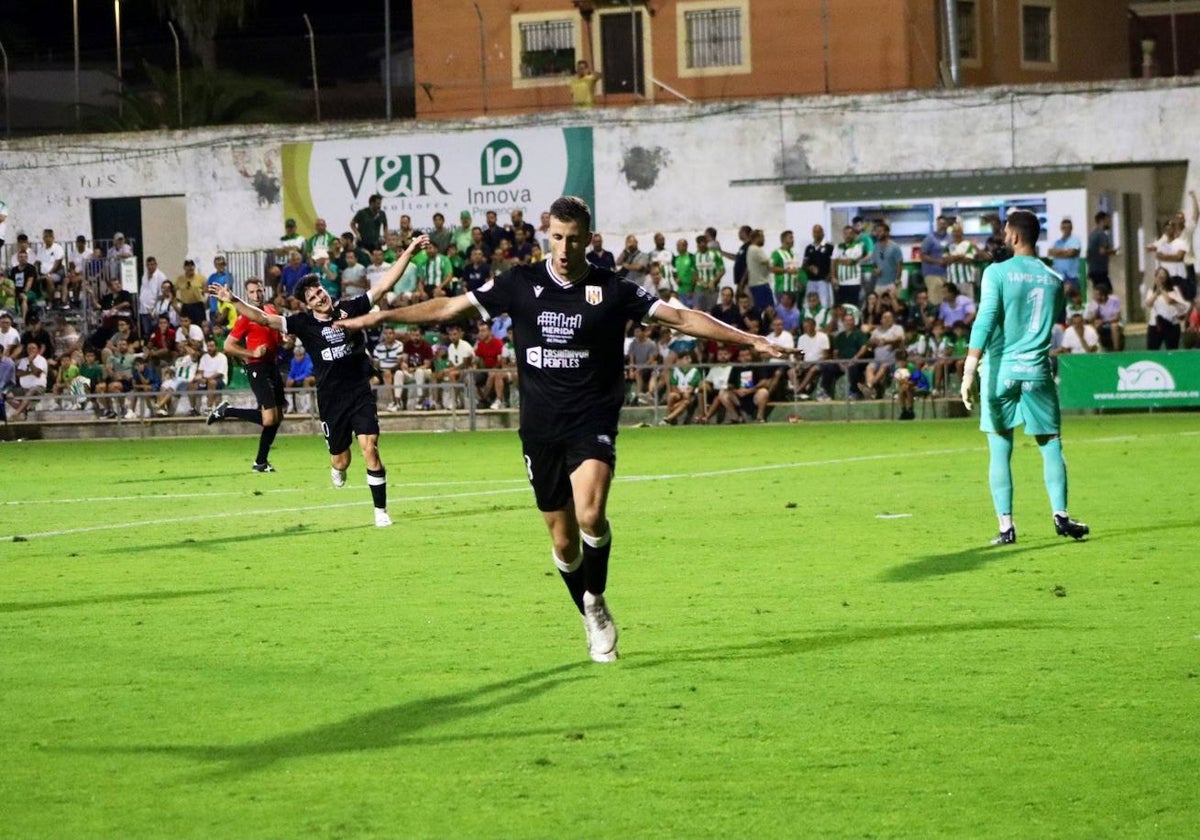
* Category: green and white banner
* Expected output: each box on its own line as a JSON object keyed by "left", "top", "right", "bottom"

{"left": 281, "top": 127, "right": 594, "bottom": 237}
{"left": 1060, "top": 351, "right": 1200, "bottom": 409}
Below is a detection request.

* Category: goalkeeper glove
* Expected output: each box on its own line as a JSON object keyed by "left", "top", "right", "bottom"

{"left": 960, "top": 355, "right": 978, "bottom": 411}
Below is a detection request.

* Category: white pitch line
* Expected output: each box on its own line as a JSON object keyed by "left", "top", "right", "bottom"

{"left": 3, "top": 430, "right": 1190, "bottom": 541}
{"left": 3, "top": 486, "right": 536, "bottom": 541}
{"left": 2, "top": 477, "right": 530, "bottom": 507}
{"left": 5, "top": 428, "right": 1195, "bottom": 510}
{"left": 2, "top": 488, "right": 304, "bottom": 506}
{"left": 0, "top": 448, "right": 984, "bottom": 508}
{"left": 619, "top": 447, "right": 982, "bottom": 482}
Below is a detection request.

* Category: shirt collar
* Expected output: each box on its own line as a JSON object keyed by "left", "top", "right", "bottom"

{"left": 545, "top": 260, "right": 590, "bottom": 289}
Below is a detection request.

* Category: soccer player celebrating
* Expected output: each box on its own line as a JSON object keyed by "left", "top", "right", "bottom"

{"left": 335, "top": 196, "right": 791, "bottom": 662}
{"left": 207, "top": 278, "right": 285, "bottom": 472}
{"left": 208, "top": 235, "right": 430, "bottom": 527}
{"left": 960, "top": 208, "right": 1089, "bottom": 545}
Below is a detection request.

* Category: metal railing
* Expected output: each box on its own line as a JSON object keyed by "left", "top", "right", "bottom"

{"left": 3, "top": 357, "right": 967, "bottom": 429}
{"left": 0, "top": 380, "right": 496, "bottom": 431}
{"left": 622, "top": 357, "right": 961, "bottom": 423}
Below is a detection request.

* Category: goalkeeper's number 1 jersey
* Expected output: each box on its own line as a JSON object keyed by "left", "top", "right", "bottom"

{"left": 967, "top": 254, "right": 1063, "bottom": 382}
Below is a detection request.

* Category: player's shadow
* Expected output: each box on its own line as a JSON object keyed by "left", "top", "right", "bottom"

{"left": 881, "top": 518, "right": 1195, "bottom": 583}
{"left": 57, "top": 661, "right": 595, "bottom": 779}
{"left": 112, "top": 472, "right": 239, "bottom": 485}
{"left": 97, "top": 524, "right": 366, "bottom": 556}
{"left": 1077, "top": 520, "right": 1191, "bottom": 541}
{"left": 879, "top": 545, "right": 1037, "bottom": 582}
{"left": 629, "top": 618, "right": 1053, "bottom": 669}
{"left": 403, "top": 503, "right": 529, "bottom": 522}
{"left": 0, "top": 587, "right": 246, "bottom": 614}
{"left": 100, "top": 506, "right": 531, "bottom": 557}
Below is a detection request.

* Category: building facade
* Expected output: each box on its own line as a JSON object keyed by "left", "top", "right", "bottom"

{"left": 412, "top": 0, "right": 1130, "bottom": 120}
{"left": 1128, "top": 0, "right": 1200, "bottom": 78}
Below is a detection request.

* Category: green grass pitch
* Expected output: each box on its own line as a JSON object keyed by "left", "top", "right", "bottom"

{"left": 1, "top": 414, "right": 1197, "bottom": 839}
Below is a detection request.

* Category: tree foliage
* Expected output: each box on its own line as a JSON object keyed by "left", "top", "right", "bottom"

{"left": 153, "top": 0, "right": 258, "bottom": 71}
{"left": 85, "top": 62, "right": 293, "bottom": 131}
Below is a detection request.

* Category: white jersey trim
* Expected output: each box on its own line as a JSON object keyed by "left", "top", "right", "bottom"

{"left": 466, "top": 290, "right": 490, "bottom": 321}
{"left": 545, "top": 260, "right": 590, "bottom": 289}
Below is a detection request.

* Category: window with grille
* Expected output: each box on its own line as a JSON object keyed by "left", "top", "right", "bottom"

{"left": 1021, "top": 2, "right": 1055, "bottom": 65}
{"left": 955, "top": 0, "right": 979, "bottom": 63}
{"left": 519, "top": 19, "right": 576, "bottom": 79}
{"left": 684, "top": 7, "right": 743, "bottom": 69}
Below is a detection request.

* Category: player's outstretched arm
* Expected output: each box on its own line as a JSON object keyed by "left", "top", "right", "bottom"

{"left": 207, "top": 284, "right": 285, "bottom": 332}
{"left": 367, "top": 234, "right": 429, "bottom": 306}
{"left": 652, "top": 305, "right": 799, "bottom": 359}
{"left": 336, "top": 294, "right": 479, "bottom": 332}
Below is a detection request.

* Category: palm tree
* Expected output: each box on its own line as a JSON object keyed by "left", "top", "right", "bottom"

{"left": 85, "top": 62, "right": 292, "bottom": 131}
{"left": 154, "top": 0, "right": 258, "bottom": 72}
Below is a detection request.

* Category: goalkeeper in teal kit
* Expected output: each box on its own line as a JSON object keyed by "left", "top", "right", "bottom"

{"left": 960, "top": 208, "right": 1089, "bottom": 545}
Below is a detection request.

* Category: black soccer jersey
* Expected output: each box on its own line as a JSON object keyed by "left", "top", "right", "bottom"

{"left": 468, "top": 262, "right": 660, "bottom": 441}
{"left": 282, "top": 294, "right": 373, "bottom": 393}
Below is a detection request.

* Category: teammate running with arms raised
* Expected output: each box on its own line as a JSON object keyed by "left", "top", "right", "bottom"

{"left": 960, "top": 208, "right": 1089, "bottom": 545}
{"left": 335, "top": 196, "right": 794, "bottom": 662}
{"left": 208, "top": 235, "right": 429, "bottom": 526}
{"left": 206, "top": 278, "right": 285, "bottom": 472}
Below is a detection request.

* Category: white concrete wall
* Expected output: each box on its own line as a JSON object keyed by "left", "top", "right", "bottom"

{"left": 0, "top": 77, "right": 1196, "bottom": 280}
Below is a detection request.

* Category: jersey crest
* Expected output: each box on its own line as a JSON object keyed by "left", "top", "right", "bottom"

{"left": 585, "top": 285, "right": 603, "bottom": 305}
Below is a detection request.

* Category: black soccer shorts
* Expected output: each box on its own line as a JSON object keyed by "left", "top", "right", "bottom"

{"left": 246, "top": 363, "right": 285, "bottom": 411}
{"left": 318, "top": 388, "right": 380, "bottom": 454}
{"left": 521, "top": 432, "right": 617, "bottom": 512}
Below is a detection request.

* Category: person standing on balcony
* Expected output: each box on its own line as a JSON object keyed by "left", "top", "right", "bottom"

{"left": 568, "top": 60, "right": 601, "bottom": 107}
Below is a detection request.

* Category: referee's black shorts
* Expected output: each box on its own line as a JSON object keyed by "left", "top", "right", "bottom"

{"left": 318, "top": 387, "right": 380, "bottom": 454}
{"left": 521, "top": 432, "right": 617, "bottom": 512}
{"left": 246, "top": 363, "right": 285, "bottom": 411}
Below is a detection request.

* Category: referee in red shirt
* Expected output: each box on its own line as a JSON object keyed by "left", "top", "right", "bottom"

{"left": 207, "top": 278, "right": 285, "bottom": 472}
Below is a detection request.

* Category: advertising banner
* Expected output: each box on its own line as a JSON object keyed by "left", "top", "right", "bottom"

{"left": 1059, "top": 351, "right": 1200, "bottom": 409}
{"left": 281, "top": 127, "right": 594, "bottom": 236}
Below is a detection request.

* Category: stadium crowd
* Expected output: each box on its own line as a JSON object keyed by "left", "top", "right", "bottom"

{"left": 1, "top": 195, "right": 1198, "bottom": 424}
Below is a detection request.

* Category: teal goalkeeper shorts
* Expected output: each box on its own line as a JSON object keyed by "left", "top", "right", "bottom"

{"left": 980, "top": 376, "right": 1061, "bottom": 436}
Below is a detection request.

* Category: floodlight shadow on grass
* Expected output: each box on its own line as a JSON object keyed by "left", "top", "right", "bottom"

{"left": 627, "top": 619, "right": 1055, "bottom": 669}
{"left": 56, "top": 661, "right": 596, "bottom": 779}
{"left": 0, "top": 587, "right": 250, "bottom": 615}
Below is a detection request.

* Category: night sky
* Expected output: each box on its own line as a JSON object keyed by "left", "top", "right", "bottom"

{"left": 3, "top": 1, "right": 414, "bottom": 86}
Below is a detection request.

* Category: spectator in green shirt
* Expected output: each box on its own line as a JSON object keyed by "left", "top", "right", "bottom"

{"left": 673, "top": 238, "right": 698, "bottom": 307}
{"left": 770, "top": 230, "right": 803, "bottom": 300}
{"left": 306, "top": 217, "right": 338, "bottom": 257}
{"left": 906, "top": 288, "right": 939, "bottom": 333}
{"left": 820, "top": 311, "right": 871, "bottom": 400}
{"left": 452, "top": 211, "right": 475, "bottom": 256}
{"left": 693, "top": 235, "right": 725, "bottom": 313}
